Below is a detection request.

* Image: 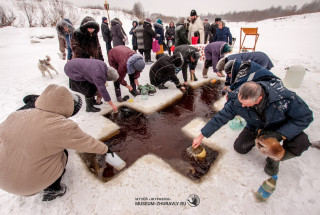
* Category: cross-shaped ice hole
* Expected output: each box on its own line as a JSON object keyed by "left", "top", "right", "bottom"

{"left": 80, "top": 83, "right": 224, "bottom": 182}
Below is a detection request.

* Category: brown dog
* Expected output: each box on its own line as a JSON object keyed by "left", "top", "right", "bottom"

{"left": 38, "top": 56, "right": 59, "bottom": 79}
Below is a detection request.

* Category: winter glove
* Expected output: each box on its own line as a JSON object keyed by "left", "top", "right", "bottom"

{"left": 257, "top": 129, "right": 284, "bottom": 142}
{"left": 255, "top": 134, "right": 285, "bottom": 161}
{"left": 106, "top": 149, "right": 114, "bottom": 157}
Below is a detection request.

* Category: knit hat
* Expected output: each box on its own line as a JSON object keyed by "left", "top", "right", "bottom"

{"left": 222, "top": 44, "right": 232, "bottom": 53}
{"left": 145, "top": 18, "right": 152, "bottom": 23}
{"left": 71, "top": 94, "right": 82, "bottom": 117}
{"left": 156, "top": 19, "right": 162, "bottom": 25}
{"left": 127, "top": 54, "right": 145, "bottom": 74}
{"left": 190, "top": 9, "right": 197, "bottom": 16}
{"left": 106, "top": 67, "right": 119, "bottom": 81}
{"left": 102, "top": 17, "right": 107, "bottom": 22}
{"left": 134, "top": 58, "right": 145, "bottom": 72}
{"left": 215, "top": 17, "right": 222, "bottom": 22}
{"left": 224, "top": 60, "right": 235, "bottom": 74}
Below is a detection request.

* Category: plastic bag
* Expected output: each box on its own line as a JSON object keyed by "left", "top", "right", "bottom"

{"left": 152, "top": 39, "right": 160, "bottom": 53}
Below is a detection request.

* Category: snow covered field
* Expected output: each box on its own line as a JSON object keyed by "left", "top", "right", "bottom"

{"left": 0, "top": 8, "right": 320, "bottom": 215}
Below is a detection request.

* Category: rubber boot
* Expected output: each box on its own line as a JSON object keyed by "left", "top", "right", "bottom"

{"left": 202, "top": 68, "right": 209, "bottom": 78}
{"left": 264, "top": 151, "right": 296, "bottom": 176}
{"left": 190, "top": 72, "right": 198, "bottom": 81}
{"left": 115, "top": 89, "right": 123, "bottom": 102}
{"left": 130, "top": 85, "right": 140, "bottom": 97}
{"left": 85, "top": 97, "right": 100, "bottom": 112}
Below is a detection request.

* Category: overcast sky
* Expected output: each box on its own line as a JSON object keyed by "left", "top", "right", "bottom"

{"left": 66, "top": 0, "right": 314, "bottom": 17}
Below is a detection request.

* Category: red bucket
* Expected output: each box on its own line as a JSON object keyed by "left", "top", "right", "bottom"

{"left": 191, "top": 37, "right": 199, "bottom": 45}
{"left": 170, "top": 45, "right": 175, "bottom": 52}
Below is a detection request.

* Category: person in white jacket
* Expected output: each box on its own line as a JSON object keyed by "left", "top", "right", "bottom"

{"left": 188, "top": 9, "right": 205, "bottom": 44}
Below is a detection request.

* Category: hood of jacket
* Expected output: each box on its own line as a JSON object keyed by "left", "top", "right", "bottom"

{"left": 153, "top": 22, "right": 163, "bottom": 29}
{"left": 35, "top": 84, "right": 74, "bottom": 118}
{"left": 56, "top": 18, "right": 75, "bottom": 38}
{"left": 111, "top": 19, "right": 121, "bottom": 26}
{"left": 80, "top": 16, "right": 100, "bottom": 34}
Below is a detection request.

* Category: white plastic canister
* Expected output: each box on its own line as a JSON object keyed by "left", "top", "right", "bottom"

{"left": 105, "top": 152, "right": 126, "bottom": 171}
{"left": 283, "top": 65, "right": 307, "bottom": 88}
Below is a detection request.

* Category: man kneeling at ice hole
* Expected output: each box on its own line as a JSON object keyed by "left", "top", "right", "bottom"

{"left": 0, "top": 84, "right": 113, "bottom": 201}
{"left": 192, "top": 81, "right": 313, "bottom": 176}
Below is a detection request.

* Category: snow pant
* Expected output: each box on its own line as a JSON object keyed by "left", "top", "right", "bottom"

{"left": 69, "top": 79, "right": 97, "bottom": 98}
{"left": 233, "top": 128, "right": 311, "bottom": 156}
{"left": 144, "top": 49, "right": 151, "bottom": 62}
{"left": 105, "top": 41, "right": 112, "bottom": 53}
{"left": 204, "top": 59, "right": 213, "bottom": 69}
{"left": 45, "top": 150, "right": 68, "bottom": 191}
{"left": 113, "top": 73, "right": 136, "bottom": 93}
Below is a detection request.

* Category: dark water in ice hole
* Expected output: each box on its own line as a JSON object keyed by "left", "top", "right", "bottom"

{"left": 80, "top": 82, "right": 224, "bottom": 182}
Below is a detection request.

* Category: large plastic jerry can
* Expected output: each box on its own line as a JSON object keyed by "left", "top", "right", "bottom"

{"left": 283, "top": 65, "right": 307, "bottom": 88}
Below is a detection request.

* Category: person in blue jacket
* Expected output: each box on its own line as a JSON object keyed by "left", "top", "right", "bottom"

{"left": 56, "top": 18, "right": 75, "bottom": 61}
{"left": 216, "top": 51, "right": 274, "bottom": 73}
{"left": 129, "top": 21, "right": 138, "bottom": 52}
{"left": 224, "top": 60, "right": 279, "bottom": 91}
{"left": 214, "top": 21, "right": 232, "bottom": 45}
{"left": 193, "top": 81, "right": 313, "bottom": 176}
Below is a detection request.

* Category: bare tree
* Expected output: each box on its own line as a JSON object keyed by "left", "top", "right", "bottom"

{"left": 18, "top": 0, "right": 37, "bottom": 27}
{"left": 0, "top": 6, "right": 16, "bottom": 27}
{"left": 133, "top": 2, "right": 144, "bottom": 19}
{"left": 39, "top": 4, "right": 48, "bottom": 27}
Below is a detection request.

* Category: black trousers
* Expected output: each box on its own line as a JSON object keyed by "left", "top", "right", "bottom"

{"left": 204, "top": 59, "right": 213, "bottom": 69}
{"left": 144, "top": 49, "right": 151, "bottom": 62}
{"left": 69, "top": 79, "right": 97, "bottom": 98}
{"left": 46, "top": 150, "right": 69, "bottom": 191}
{"left": 138, "top": 49, "right": 144, "bottom": 56}
{"left": 114, "top": 73, "right": 136, "bottom": 91}
{"left": 234, "top": 128, "right": 311, "bottom": 156}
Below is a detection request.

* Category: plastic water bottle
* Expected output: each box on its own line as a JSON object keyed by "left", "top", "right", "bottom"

{"left": 105, "top": 152, "right": 126, "bottom": 171}
{"left": 141, "top": 88, "right": 148, "bottom": 100}
{"left": 256, "top": 175, "right": 278, "bottom": 201}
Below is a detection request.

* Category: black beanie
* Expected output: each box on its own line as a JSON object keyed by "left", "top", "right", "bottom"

{"left": 190, "top": 10, "right": 197, "bottom": 16}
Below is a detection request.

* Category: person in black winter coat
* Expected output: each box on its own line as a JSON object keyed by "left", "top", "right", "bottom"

{"left": 149, "top": 53, "right": 185, "bottom": 90}
{"left": 129, "top": 21, "right": 138, "bottom": 51}
{"left": 154, "top": 19, "right": 165, "bottom": 56}
{"left": 101, "top": 17, "right": 112, "bottom": 53}
{"left": 203, "top": 18, "right": 211, "bottom": 44}
{"left": 71, "top": 16, "right": 104, "bottom": 61}
{"left": 175, "top": 17, "right": 190, "bottom": 47}
{"left": 143, "top": 18, "right": 157, "bottom": 64}
{"left": 193, "top": 81, "right": 313, "bottom": 176}
{"left": 165, "top": 21, "right": 175, "bottom": 55}
{"left": 173, "top": 45, "right": 201, "bottom": 85}
{"left": 111, "top": 18, "right": 126, "bottom": 47}
{"left": 208, "top": 17, "right": 220, "bottom": 43}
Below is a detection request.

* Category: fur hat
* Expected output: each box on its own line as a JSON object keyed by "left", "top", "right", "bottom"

{"left": 215, "top": 17, "right": 222, "bottom": 22}
{"left": 102, "top": 17, "right": 107, "bottom": 22}
{"left": 216, "top": 57, "right": 226, "bottom": 72}
{"left": 170, "top": 52, "right": 184, "bottom": 67}
{"left": 145, "top": 18, "right": 152, "bottom": 23}
{"left": 177, "top": 17, "right": 185, "bottom": 24}
{"left": 190, "top": 9, "right": 197, "bottom": 16}
{"left": 224, "top": 60, "right": 235, "bottom": 74}
{"left": 106, "top": 67, "right": 119, "bottom": 81}
{"left": 222, "top": 44, "right": 232, "bottom": 54}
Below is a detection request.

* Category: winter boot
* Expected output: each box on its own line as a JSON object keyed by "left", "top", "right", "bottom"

{"left": 130, "top": 85, "right": 140, "bottom": 97}
{"left": 264, "top": 151, "right": 296, "bottom": 176}
{"left": 202, "top": 68, "right": 209, "bottom": 78}
{"left": 190, "top": 72, "right": 198, "bottom": 81}
{"left": 158, "top": 84, "right": 168, "bottom": 90}
{"left": 85, "top": 97, "right": 101, "bottom": 112}
{"left": 115, "top": 89, "right": 123, "bottom": 102}
{"left": 42, "top": 183, "right": 67, "bottom": 201}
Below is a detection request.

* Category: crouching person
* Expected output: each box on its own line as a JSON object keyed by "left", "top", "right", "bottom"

{"left": 0, "top": 84, "right": 112, "bottom": 201}
{"left": 173, "top": 44, "right": 201, "bottom": 85}
{"left": 193, "top": 81, "right": 313, "bottom": 176}
{"left": 65, "top": 58, "right": 119, "bottom": 112}
{"left": 149, "top": 53, "right": 185, "bottom": 90}
{"left": 108, "top": 45, "right": 145, "bottom": 102}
